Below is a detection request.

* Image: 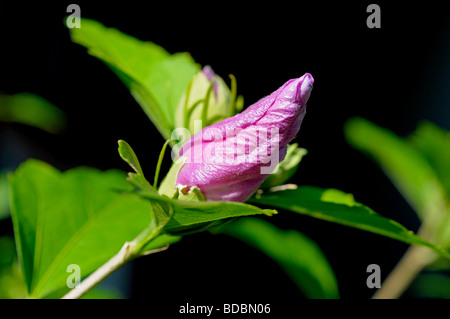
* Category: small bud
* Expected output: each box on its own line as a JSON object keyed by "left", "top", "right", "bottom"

{"left": 175, "top": 66, "right": 232, "bottom": 135}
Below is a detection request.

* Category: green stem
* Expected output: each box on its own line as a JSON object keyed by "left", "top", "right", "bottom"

{"left": 372, "top": 224, "right": 437, "bottom": 299}
{"left": 61, "top": 222, "right": 167, "bottom": 299}
{"left": 154, "top": 139, "right": 172, "bottom": 189}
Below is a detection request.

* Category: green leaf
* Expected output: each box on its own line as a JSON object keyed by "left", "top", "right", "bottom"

{"left": 344, "top": 117, "right": 446, "bottom": 222}
{"left": 409, "top": 121, "right": 450, "bottom": 197}
{"left": 144, "top": 53, "right": 201, "bottom": 126}
{"left": 0, "top": 237, "right": 28, "bottom": 299}
{"left": 218, "top": 218, "right": 339, "bottom": 299}
{"left": 408, "top": 122, "right": 450, "bottom": 247}
{"left": 123, "top": 72, "right": 174, "bottom": 141}
{"left": 81, "top": 287, "right": 123, "bottom": 299}
{"left": 409, "top": 272, "right": 450, "bottom": 299}
{"left": 70, "top": 18, "right": 200, "bottom": 140}
{"left": 133, "top": 189, "right": 276, "bottom": 235}
{"left": 261, "top": 144, "right": 307, "bottom": 189}
{"left": 9, "top": 159, "right": 177, "bottom": 298}
{"left": 0, "top": 171, "right": 10, "bottom": 220}
{"left": 117, "top": 139, "right": 158, "bottom": 196}
{"left": 248, "top": 186, "right": 450, "bottom": 259}
{"left": 0, "top": 92, "right": 66, "bottom": 134}
{"left": 118, "top": 139, "right": 144, "bottom": 176}
{"left": 0, "top": 237, "right": 16, "bottom": 271}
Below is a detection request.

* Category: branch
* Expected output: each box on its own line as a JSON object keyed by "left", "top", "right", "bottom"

{"left": 62, "top": 241, "right": 135, "bottom": 299}
{"left": 372, "top": 225, "right": 437, "bottom": 299}
{"left": 62, "top": 224, "right": 169, "bottom": 299}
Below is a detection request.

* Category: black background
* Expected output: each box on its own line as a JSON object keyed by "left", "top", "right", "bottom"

{"left": 1, "top": 0, "right": 449, "bottom": 307}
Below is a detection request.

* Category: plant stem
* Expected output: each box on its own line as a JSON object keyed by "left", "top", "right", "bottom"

{"left": 62, "top": 241, "right": 135, "bottom": 299}
{"left": 154, "top": 139, "right": 172, "bottom": 189}
{"left": 62, "top": 223, "right": 168, "bottom": 299}
{"left": 372, "top": 226, "right": 437, "bottom": 299}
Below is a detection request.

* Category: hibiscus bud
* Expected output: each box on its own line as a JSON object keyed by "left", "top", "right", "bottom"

{"left": 175, "top": 66, "right": 232, "bottom": 135}
{"left": 175, "top": 73, "right": 314, "bottom": 202}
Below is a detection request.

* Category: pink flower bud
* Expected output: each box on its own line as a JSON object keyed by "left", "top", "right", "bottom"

{"left": 175, "top": 73, "right": 314, "bottom": 202}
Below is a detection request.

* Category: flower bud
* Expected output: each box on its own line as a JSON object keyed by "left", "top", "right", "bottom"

{"left": 175, "top": 73, "right": 314, "bottom": 202}
{"left": 175, "top": 66, "right": 232, "bottom": 135}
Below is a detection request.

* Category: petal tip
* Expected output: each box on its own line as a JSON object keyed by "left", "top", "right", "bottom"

{"left": 297, "top": 73, "right": 314, "bottom": 106}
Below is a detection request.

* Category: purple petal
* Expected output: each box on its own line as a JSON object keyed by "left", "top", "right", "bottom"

{"left": 176, "top": 73, "right": 314, "bottom": 202}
